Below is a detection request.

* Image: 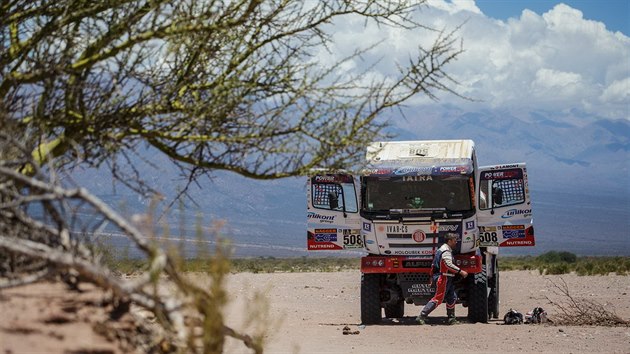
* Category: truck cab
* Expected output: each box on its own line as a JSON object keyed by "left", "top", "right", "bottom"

{"left": 307, "top": 140, "right": 535, "bottom": 324}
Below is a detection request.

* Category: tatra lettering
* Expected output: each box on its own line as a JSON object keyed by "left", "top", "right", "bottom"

{"left": 402, "top": 176, "right": 433, "bottom": 182}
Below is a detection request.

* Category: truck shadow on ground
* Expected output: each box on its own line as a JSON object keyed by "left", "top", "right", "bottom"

{"left": 376, "top": 316, "right": 502, "bottom": 326}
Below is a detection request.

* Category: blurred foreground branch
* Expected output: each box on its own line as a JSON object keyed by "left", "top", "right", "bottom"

{"left": 0, "top": 135, "right": 263, "bottom": 353}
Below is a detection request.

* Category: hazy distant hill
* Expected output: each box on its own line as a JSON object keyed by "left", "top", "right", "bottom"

{"left": 390, "top": 106, "right": 630, "bottom": 193}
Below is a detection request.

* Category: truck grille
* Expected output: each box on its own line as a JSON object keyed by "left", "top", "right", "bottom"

{"left": 399, "top": 273, "right": 430, "bottom": 283}
{"left": 386, "top": 233, "right": 437, "bottom": 249}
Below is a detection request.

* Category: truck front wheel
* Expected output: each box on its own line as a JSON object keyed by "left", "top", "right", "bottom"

{"left": 361, "top": 273, "right": 382, "bottom": 324}
{"left": 467, "top": 265, "right": 489, "bottom": 323}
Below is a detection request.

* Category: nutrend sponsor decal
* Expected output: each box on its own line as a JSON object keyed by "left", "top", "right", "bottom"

{"left": 501, "top": 209, "right": 532, "bottom": 219}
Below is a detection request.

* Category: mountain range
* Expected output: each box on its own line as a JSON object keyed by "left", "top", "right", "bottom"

{"left": 72, "top": 106, "right": 630, "bottom": 257}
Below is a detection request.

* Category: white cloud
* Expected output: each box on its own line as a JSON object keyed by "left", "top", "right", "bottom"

{"left": 600, "top": 77, "right": 630, "bottom": 103}
{"left": 425, "top": 0, "right": 482, "bottom": 16}
{"left": 534, "top": 68, "right": 582, "bottom": 88}
{"left": 531, "top": 68, "right": 588, "bottom": 103}
{"left": 437, "top": 3, "right": 630, "bottom": 118}
{"left": 321, "top": 1, "right": 630, "bottom": 119}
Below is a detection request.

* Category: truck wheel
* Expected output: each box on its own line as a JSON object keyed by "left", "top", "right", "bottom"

{"left": 488, "top": 261, "right": 500, "bottom": 319}
{"left": 467, "top": 265, "right": 489, "bottom": 323}
{"left": 384, "top": 301, "right": 404, "bottom": 318}
{"left": 361, "top": 273, "right": 382, "bottom": 324}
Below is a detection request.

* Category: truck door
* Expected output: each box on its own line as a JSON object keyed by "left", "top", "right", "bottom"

{"left": 307, "top": 173, "right": 363, "bottom": 251}
{"left": 476, "top": 163, "right": 535, "bottom": 247}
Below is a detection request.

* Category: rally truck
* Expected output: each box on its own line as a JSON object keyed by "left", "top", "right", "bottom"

{"left": 306, "top": 140, "right": 535, "bottom": 324}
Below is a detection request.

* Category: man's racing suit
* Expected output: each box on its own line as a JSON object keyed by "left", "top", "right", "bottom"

{"left": 418, "top": 242, "right": 462, "bottom": 319}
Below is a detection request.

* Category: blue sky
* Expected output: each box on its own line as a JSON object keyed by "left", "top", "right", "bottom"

{"left": 476, "top": 0, "right": 630, "bottom": 35}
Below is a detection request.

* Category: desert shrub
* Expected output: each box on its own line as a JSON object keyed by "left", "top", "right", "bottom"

{"left": 545, "top": 263, "right": 570, "bottom": 275}
{"left": 537, "top": 251, "right": 577, "bottom": 264}
{"left": 501, "top": 254, "right": 630, "bottom": 276}
{"left": 617, "top": 258, "right": 630, "bottom": 275}
{"left": 575, "top": 262, "right": 594, "bottom": 276}
{"left": 593, "top": 261, "right": 618, "bottom": 275}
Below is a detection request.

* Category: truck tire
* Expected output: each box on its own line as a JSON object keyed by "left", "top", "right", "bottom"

{"left": 488, "top": 261, "right": 500, "bottom": 319}
{"left": 361, "top": 273, "right": 382, "bottom": 324}
{"left": 384, "top": 301, "right": 404, "bottom": 318}
{"left": 467, "top": 265, "right": 489, "bottom": 323}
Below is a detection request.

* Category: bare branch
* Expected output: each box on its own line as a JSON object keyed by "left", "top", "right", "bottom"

{"left": 544, "top": 277, "right": 629, "bottom": 327}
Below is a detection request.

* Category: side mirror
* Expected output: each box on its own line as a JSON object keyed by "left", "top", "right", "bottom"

{"left": 328, "top": 191, "right": 339, "bottom": 210}
{"left": 493, "top": 187, "right": 503, "bottom": 206}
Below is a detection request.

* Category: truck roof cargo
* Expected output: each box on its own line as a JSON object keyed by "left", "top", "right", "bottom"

{"left": 367, "top": 140, "right": 474, "bottom": 162}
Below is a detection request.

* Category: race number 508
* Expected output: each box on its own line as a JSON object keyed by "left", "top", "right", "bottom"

{"left": 479, "top": 232, "right": 498, "bottom": 243}
{"left": 343, "top": 234, "right": 363, "bottom": 246}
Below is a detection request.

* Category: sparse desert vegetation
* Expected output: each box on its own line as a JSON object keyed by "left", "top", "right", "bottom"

{"left": 104, "top": 251, "right": 630, "bottom": 276}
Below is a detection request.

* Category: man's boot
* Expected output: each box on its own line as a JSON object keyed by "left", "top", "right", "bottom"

{"left": 416, "top": 301, "right": 436, "bottom": 325}
{"left": 447, "top": 308, "right": 459, "bottom": 325}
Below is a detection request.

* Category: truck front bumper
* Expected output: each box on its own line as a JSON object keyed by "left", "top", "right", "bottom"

{"left": 360, "top": 253, "right": 482, "bottom": 274}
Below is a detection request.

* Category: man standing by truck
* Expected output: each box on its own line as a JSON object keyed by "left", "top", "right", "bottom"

{"left": 416, "top": 233, "right": 468, "bottom": 325}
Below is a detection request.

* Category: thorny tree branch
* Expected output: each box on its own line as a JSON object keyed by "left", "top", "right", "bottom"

{"left": 2, "top": 0, "right": 465, "bottom": 189}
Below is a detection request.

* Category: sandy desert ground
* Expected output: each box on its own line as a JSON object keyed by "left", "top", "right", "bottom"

{"left": 1, "top": 270, "right": 629, "bottom": 353}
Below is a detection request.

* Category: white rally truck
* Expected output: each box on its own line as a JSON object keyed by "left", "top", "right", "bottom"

{"left": 306, "top": 140, "right": 535, "bottom": 324}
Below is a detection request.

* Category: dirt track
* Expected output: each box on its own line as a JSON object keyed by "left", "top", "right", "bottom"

{"left": 219, "top": 270, "right": 630, "bottom": 353}
{"left": 1, "top": 270, "right": 629, "bottom": 353}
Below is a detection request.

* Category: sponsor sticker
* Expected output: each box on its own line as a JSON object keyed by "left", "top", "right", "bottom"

{"left": 501, "top": 209, "right": 532, "bottom": 219}
{"left": 503, "top": 229, "right": 525, "bottom": 239}
{"left": 393, "top": 166, "right": 433, "bottom": 176}
{"left": 466, "top": 221, "right": 475, "bottom": 230}
{"left": 502, "top": 225, "right": 525, "bottom": 239}
{"left": 314, "top": 175, "right": 336, "bottom": 183}
{"left": 314, "top": 228, "right": 337, "bottom": 242}
{"left": 412, "top": 230, "right": 426, "bottom": 243}
{"left": 314, "top": 228, "right": 337, "bottom": 233}
{"left": 408, "top": 283, "right": 434, "bottom": 296}
{"left": 393, "top": 249, "right": 434, "bottom": 255}
{"left": 481, "top": 168, "right": 523, "bottom": 180}
{"left": 363, "top": 222, "right": 372, "bottom": 232}
{"left": 308, "top": 212, "right": 336, "bottom": 223}
{"left": 315, "top": 234, "right": 337, "bottom": 242}
{"left": 387, "top": 225, "right": 409, "bottom": 233}
{"left": 438, "top": 224, "right": 459, "bottom": 232}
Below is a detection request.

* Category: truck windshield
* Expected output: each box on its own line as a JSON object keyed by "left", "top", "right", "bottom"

{"left": 362, "top": 175, "right": 472, "bottom": 213}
